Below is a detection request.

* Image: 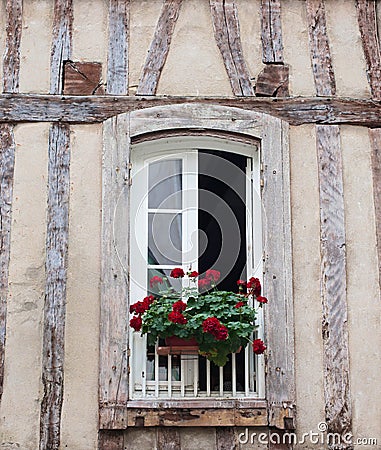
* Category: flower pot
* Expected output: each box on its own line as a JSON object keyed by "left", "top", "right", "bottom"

{"left": 157, "top": 336, "right": 199, "bottom": 356}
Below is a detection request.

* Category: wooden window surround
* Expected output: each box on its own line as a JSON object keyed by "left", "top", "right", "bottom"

{"left": 99, "top": 104, "right": 295, "bottom": 430}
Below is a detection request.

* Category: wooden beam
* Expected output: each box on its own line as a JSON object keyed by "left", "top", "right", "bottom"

{"left": 39, "top": 123, "right": 71, "bottom": 450}
{"left": 356, "top": 0, "right": 381, "bottom": 288}
{"left": 210, "top": 0, "right": 254, "bottom": 96}
{"left": 99, "top": 430, "right": 125, "bottom": 450}
{"left": 136, "top": 0, "right": 183, "bottom": 95}
{"left": 157, "top": 428, "right": 181, "bottom": 450}
{"left": 0, "top": 0, "right": 22, "bottom": 405}
{"left": 306, "top": 0, "right": 336, "bottom": 96}
{"left": 260, "top": 0, "right": 283, "bottom": 64}
{"left": 316, "top": 125, "right": 352, "bottom": 440}
{"left": 216, "top": 427, "right": 236, "bottom": 450}
{"left": 50, "top": 0, "right": 73, "bottom": 95}
{"left": 40, "top": 2, "right": 72, "bottom": 449}
{"left": 107, "top": 0, "right": 129, "bottom": 95}
{"left": 0, "top": 94, "right": 380, "bottom": 127}
{"left": 99, "top": 115, "right": 130, "bottom": 430}
{"left": 356, "top": 0, "right": 381, "bottom": 100}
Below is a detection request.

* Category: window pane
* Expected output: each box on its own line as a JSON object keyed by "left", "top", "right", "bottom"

{"left": 147, "top": 268, "right": 183, "bottom": 295}
{"left": 148, "top": 212, "right": 182, "bottom": 265}
{"left": 148, "top": 159, "right": 182, "bottom": 209}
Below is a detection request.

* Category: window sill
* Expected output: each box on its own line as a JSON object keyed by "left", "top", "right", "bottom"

{"left": 100, "top": 399, "right": 268, "bottom": 429}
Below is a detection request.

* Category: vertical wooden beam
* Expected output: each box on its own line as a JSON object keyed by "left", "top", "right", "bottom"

{"left": 107, "top": 0, "right": 130, "bottom": 95}
{"left": 50, "top": 0, "right": 73, "bottom": 95}
{"left": 157, "top": 427, "right": 181, "bottom": 450}
{"left": 306, "top": 1, "right": 352, "bottom": 445}
{"left": 356, "top": 0, "right": 381, "bottom": 287}
{"left": 0, "top": 0, "right": 22, "bottom": 404}
{"left": 210, "top": 0, "right": 254, "bottom": 96}
{"left": 40, "top": 1, "right": 72, "bottom": 449}
{"left": 305, "top": 0, "right": 336, "bottom": 96}
{"left": 99, "top": 114, "right": 130, "bottom": 431}
{"left": 260, "top": 0, "right": 283, "bottom": 64}
{"left": 136, "top": 0, "right": 183, "bottom": 95}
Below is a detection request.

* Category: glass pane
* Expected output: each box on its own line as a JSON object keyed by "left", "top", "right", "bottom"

{"left": 148, "top": 213, "right": 182, "bottom": 265}
{"left": 148, "top": 159, "right": 182, "bottom": 209}
{"left": 147, "top": 268, "right": 182, "bottom": 296}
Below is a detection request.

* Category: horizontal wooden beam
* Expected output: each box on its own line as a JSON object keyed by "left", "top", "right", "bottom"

{"left": 0, "top": 94, "right": 380, "bottom": 127}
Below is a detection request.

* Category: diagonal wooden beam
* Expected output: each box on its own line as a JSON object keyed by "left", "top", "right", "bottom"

{"left": 260, "top": 0, "right": 283, "bottom": 64}
{"left": 356, "top": 0, "right": 381, "bottom": 288}
{"left": 136, "top": 0, "right": 183, "bottom": 95}
{"left": 210, "top": 0, "right": 254, "bottom": 96}
{"left": 306, "top": 1, "right": 352, "bottom": 444}
{"left": 40, "top": 1, "right": 72, "bottom": 449}
{"left": 306, "top": 0, "right": 336, "bottom": 96}
{"left": 107, "top": 0, "right": 130, "bottom": 95}
{"left": 0, "top": 0, "right": 22, "bottom": 405}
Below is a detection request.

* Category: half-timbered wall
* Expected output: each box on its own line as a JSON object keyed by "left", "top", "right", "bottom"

{"left": 0, "top": 1, "right": 380, "bottom": 449}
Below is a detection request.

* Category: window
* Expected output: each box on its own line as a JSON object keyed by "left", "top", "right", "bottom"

{"left": 129, "top": 137, "right": 265, "bottom": 399}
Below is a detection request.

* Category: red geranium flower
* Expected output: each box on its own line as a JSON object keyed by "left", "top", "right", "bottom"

{"left": 236, "top": 279, "right": 247, "bottom": 286}
{"left": 247, "top": 277, "right": 261, "bottom": 296}
{"left": 252, "top": 339, "right": 266, "bottom": 354}
{"left": 188, "top": 271, "right": 199, "bottom": 278}
{"left": 198, "top": 278, "right": 211, "bottom": 290}
{"left": 205, "top": 269, "right": 221, "bottom": 282}
{"left": 215, "top": 325, "right": 228, "bottom": 341}
{"left": 168, "top": 311, "right": 187, "bottom": 324}
{"left": 202, "top": 317, "right": 221, "bottom": 333}
{"left": 130, "top": 315, "right": 142, "bottom": 331}
{"left": 256, "top": 296, "right": 268, "bottom": 304}
{"left": 172, "top": 300, "right": 187, "bottom": 313}
{"left": 150, "top": 276, "right": 163, "bottom": 288}
{"left": 130, "top": 300, "right": 149, "bottom": 314}
{"left": 170, "top": 268, "right": 185, "bottom": 278}
{"left": 235, "top": 301, "right": 246, "bottom": 308}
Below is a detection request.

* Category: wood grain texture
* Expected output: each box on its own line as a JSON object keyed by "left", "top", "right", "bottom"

{"left": 0, "top": 94, "right": 380, "bottom": 127}
{"left": 210, "top": 0, "right": 254, "bottom": 96}
{"left": 99, "top": 430, "right": 125, "bottom": 450}
{"left": 356, "top": 0, "right": 381, "bottom": 100}
{"left": 157, "top": 428, "right": 181, "bottom": 450}
{"left": 255, "top": 64, "right": 289, "bottom": 97}
{"left": 40, "top": 123, "right": 71, "bottom": 450}
{"left": 2, "top": 0, "right": 23, "bottom": 93}
{"left": 262, "top": 117, "right": 295, "bottom": 430}
{"left": 369, "top": 129, "right": 381, "bottom": 294}
{"left": 306, "top": 0, "right": 336, "bottom": 96}
{"left": 260, "top": 0, "right": 283, "bottom": 63}
{"left": 136, "top": 0, "right": 183, "bottom": 95}
{"left": 316, "top": 125, "right": 352, "bottom": 442}
{"left": 50, "top": 0, "right": 73, "bottom": 94}
{"left": 0, "top": 125, "right": 15, "bottom": 403}
{"left": 107, "top": 0, "right": 129, "bottom": 95}
{"left": 99, "top": 114, "right": 130, "bottom": 430}
{"left": 63, "top": 61, "right": 104, "bottom": 95}
{"left": 0, "top": 0, "right": 22, "bottom": 406}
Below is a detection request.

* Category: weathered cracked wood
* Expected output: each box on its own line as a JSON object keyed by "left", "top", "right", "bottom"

{"left": 99, "top": 430, "right": 125, "bottom": 450}
{"left": 356, "top": 0, "right": 381, "bottom": 100}
{"left": 0, "top": 125, "right": 15, "bottom": 403}
{"left": 40, "top": 124, "right": 71, "bottom": 450}
{"left": 316, "top": 125, "right": 352, "bottom": 444}
{"left": 356, "top": 0, "right": 381, "bottom": 288}
{"left": 306, "top": 0, "right": 336, "bottom": 96}
{"left": 136, "top": 0, "right": 183, "bottom": 95}
{"left": 50, "top": 0, "right": 73, "bottom": 94}
{"left": 255, "top": 65, "right": 289, "bottom": 97}
{"left": 369, "top": 128, "right": 381, "bottom": 292}
{"left": 99, "top": 114, "right": 130, "bottom": 430}
{"left": 0, "top": 0, "right": 22, "bottom": 405}
{"left": 216, "top": 427, "right": 236, "bottom": 450}
{"left": 157, "top": 428, "right": 181, "bottom": 450}
{"left": 0, "top": 94, "right": 380, "bottom": 127}
{"left": 262, "top": 117, "right": 295, "bottom": 431}
{"left": 107, "top": 0, "right": 129, "bottom": 95}
{"left": 63, "top": 61, "right": 104, "bottom": 95}
{"left": 3, "top": 0, "right": 23, "bottom": 93}
{"left": 210, "top": 0, "right": 254, "bottom": 96}
{"left": 260, "top": 0, "right": 283, "bottom": 63}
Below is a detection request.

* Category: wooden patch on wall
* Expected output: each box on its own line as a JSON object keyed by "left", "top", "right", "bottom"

{"left": 255, "top": 64, "right": 289, "bottom": 97}
{"left": 63, "top": 61, "right": 104, "bottom": 95}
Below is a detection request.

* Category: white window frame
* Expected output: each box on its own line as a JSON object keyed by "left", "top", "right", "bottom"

{"left": 129, "top": 136, "right": 265, "bottom": 399}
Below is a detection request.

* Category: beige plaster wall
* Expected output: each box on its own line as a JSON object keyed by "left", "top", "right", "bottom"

{"left": 0, "top": 123, "right": 49, "bottom": 449}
